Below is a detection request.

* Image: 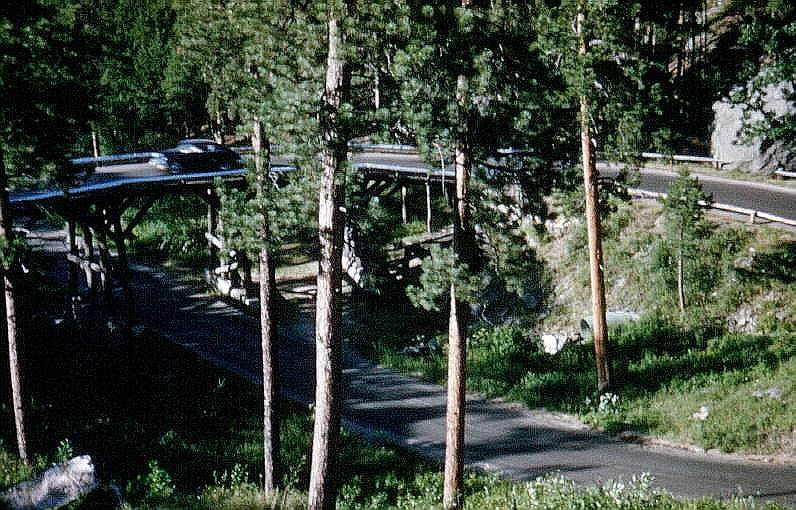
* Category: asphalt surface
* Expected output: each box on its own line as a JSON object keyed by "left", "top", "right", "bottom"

{"left": 105, "top": 258, "right": 794, "bottom": 507}
{"left": 600, "top": 165, "right": 796, "bottom": 222}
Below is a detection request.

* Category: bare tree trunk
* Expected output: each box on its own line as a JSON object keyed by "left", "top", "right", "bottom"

{"left": 66, "top": 220, "right": 78, "bottom": 308}
{"left": 91, "top": 131, "right": 100, "bottom": 159}
{"left": 677, "top": 238, "right": 685, "bottom": 313}
{"left": 443, "top": 67, "right": 472, "bottom": 510}
{"left": 443, "top": 287, "right": 467, "bottom": 510}
{"left": 426, "top": 181, "right": 432, "bottom": 234}
{"left": 213, "top": 110, "right": 224, "bottom": 144}
{"left": 401, "top": 186, "right": 408, "bottom": 224}
{"left": 578, "top": 6, "right": 611, "bottom": 393}
{"left": 0, "top": 149, "right": 27, "bottom": 464}
{"left": 308, "top": 10, "right": 347, "bottom": 510}
{"left": 253, "top": 118, "right": 280, "bottom": 493}
{"left": 207, "top": 192, "right": 219, "bottom": 271}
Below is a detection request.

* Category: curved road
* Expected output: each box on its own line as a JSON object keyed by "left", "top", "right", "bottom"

{"left": 13, "top": 151, "right": 795, "bottom": 225}
{"left": 600, "top": 165, "right": 796, "bottom": 222}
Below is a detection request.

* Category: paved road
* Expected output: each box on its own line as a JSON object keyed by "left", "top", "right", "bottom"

{"left": 600, "top": 165, "right": 796, "bottom": 222}
{"left": 14, "top": 152, "right": 795, "bottom": 224}
{"left": 110, "top": 258, "right": 795, "bottom": 507}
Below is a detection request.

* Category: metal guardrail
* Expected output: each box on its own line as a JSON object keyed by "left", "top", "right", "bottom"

{"left": 640, "top": 152, "right": 723, "bottom": 165}
{"left": 233, "top": 143, "right": 418, "bottom": 155}
{"left": 70, "top": 152, "right": 163, "bottom": 167}
{"left": 628, "top": 188, "right": 796, "bottom": 228}
{"left": 348, "top": 143, "right": 417, "bottom": 154}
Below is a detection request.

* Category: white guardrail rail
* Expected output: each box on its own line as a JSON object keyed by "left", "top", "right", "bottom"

{"left": 629, "top": 188, "right": 796, "bottom": 228}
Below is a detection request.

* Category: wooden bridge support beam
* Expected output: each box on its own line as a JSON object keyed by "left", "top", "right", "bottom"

{"left": 80, "top": 223, "right": 97, "bottom": 297}
{"left": 91, "top": 226, "right": 114, "bottom": 310}
{"left": 112, "top": 216, "right": 133, "bottom": 311}
{"left": 66, "top": 219, "right": 79, "bottom": 307}
{"left": 65, "top": 201, "right": 137, "bottom": 315}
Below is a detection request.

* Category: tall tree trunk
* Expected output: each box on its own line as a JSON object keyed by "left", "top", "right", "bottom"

{"left": 578, "top": 6, "right": 611, "bottom": 394}
{"left": 0, "top": 149, "right": 27, "bottom": 464}
{"left": 677, "top": 233, "right": 685, "bottom": 313}
{"left": 443, "top": 62, "right": 472, "bottom": 510}
{"left": 213, "top": 110, "right": 224, "bottom": 144}
{"left": 308, "top": 10, "right": 347, "bottom": 510}
{"left": 426, "top": 181, "right": 432, "bottom": 234}
{"left": 253, "top": 118, "right": 280, "bottom": 493}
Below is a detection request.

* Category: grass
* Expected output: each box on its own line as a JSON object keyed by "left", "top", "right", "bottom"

{"left": 348, "top": 199, "right": 796, "bottom": 456}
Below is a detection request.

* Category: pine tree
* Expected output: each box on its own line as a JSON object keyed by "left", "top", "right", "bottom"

{"left": 576, "top": 1, "right": 610, "bottom": 393}
{"left": 308, "top": 3, "right": 349, "bottom": 509}
{"left": 0, "top": 0, "right": 97, "bottom": 180}
{"left": 172, "top": 0, "right": 326, "bottom": 492}
{"left": 252, "top": 118, "right": 281, "bottom": 493}
{"left": 662, "top": 169, "right": 708, "bottom": 313}
{"left": 394, "top": 2, "right": 574, "bottom": 507}
{"left": 0, "top": 148, "right": 27, "bottom": 464}
{"left": 535, "top": 0, "right": 668, "bottom": 392}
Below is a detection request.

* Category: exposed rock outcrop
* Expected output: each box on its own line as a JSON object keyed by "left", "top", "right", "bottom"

{"left": 711, "top": 79, "right": 794, "bottom": 174}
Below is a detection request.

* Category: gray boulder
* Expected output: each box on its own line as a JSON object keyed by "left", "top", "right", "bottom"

{"left": 711, "top": 79, "right": 794, "bottom": 174}
{"left": 1, "top": 456, "right": 98, "bottom": 510}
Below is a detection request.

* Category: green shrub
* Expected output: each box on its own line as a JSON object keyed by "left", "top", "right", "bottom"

{"left": 54, "top": 438, "right": 74, "bottom": 464}
{"left": 0, "top": 443, "right": 35, "bottom": 489}
{"left": 142, "top": 460, "right": 175, "bottom": 503}
{"left": 467, "top": 325, "right": 541, "bottom": 396}
{"left": 126, "top": 195, "right": 207, "bottom": 266}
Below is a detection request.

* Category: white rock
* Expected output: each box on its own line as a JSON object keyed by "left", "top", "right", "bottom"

{"left": 692, "top": 405, "right": 710, "bottom": 421}
{"left": 752, "top": 387, "right": 784, "bottom": 400}
{"left": 1, "top": 456, "right": 98, "bottom": 509}
{"left": 541, "top": 334, "right": 566, "bottom": 355}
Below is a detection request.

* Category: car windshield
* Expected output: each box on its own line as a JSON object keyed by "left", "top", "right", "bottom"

{"left": 176, "top": 144, "right": 203, "bottom": 153}
{"left": 199, "top": 142, "right": 224, "bottom": 151}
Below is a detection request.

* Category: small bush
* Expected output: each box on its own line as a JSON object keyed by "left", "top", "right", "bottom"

{"left": 0, "top": 443, "right": 35, "bottom": 489}
{"left": 467, "top": 325, "right": 541, "bottom": 396}
{"left": 54, "top": 438, "right": 74, "bottom": 464}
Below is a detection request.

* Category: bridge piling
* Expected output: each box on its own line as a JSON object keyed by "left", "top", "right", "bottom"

{"left": 112, "top": 216, "right": 133, "bottom": 312}
{"left": 91, "top": 226, "right": 114, "bottom": 311}
{"left": 80, "top": 223, "right": 97, "bottom": 297}
{"left": 66, "top": 219, "right": 79, "bottom": 309}
{"left": 206, "top": 189, "right": 220, "bottom": 272}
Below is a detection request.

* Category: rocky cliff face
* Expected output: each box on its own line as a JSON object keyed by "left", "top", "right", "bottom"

{"left": 711, "top": 79, "right": 794, "bottom": 174}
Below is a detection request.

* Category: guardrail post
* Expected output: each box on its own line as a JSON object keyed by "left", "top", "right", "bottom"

{"left": 750, "top": 210, "right": 757, "bottom": 224}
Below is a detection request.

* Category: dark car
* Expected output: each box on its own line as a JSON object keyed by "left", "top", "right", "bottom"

{"left": 149, "top": 139, "right": 243, "bottom": 173}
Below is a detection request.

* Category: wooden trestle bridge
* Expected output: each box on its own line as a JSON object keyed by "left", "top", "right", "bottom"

{"left": 10, "top": 148, "right": 455, "bottom": 311}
